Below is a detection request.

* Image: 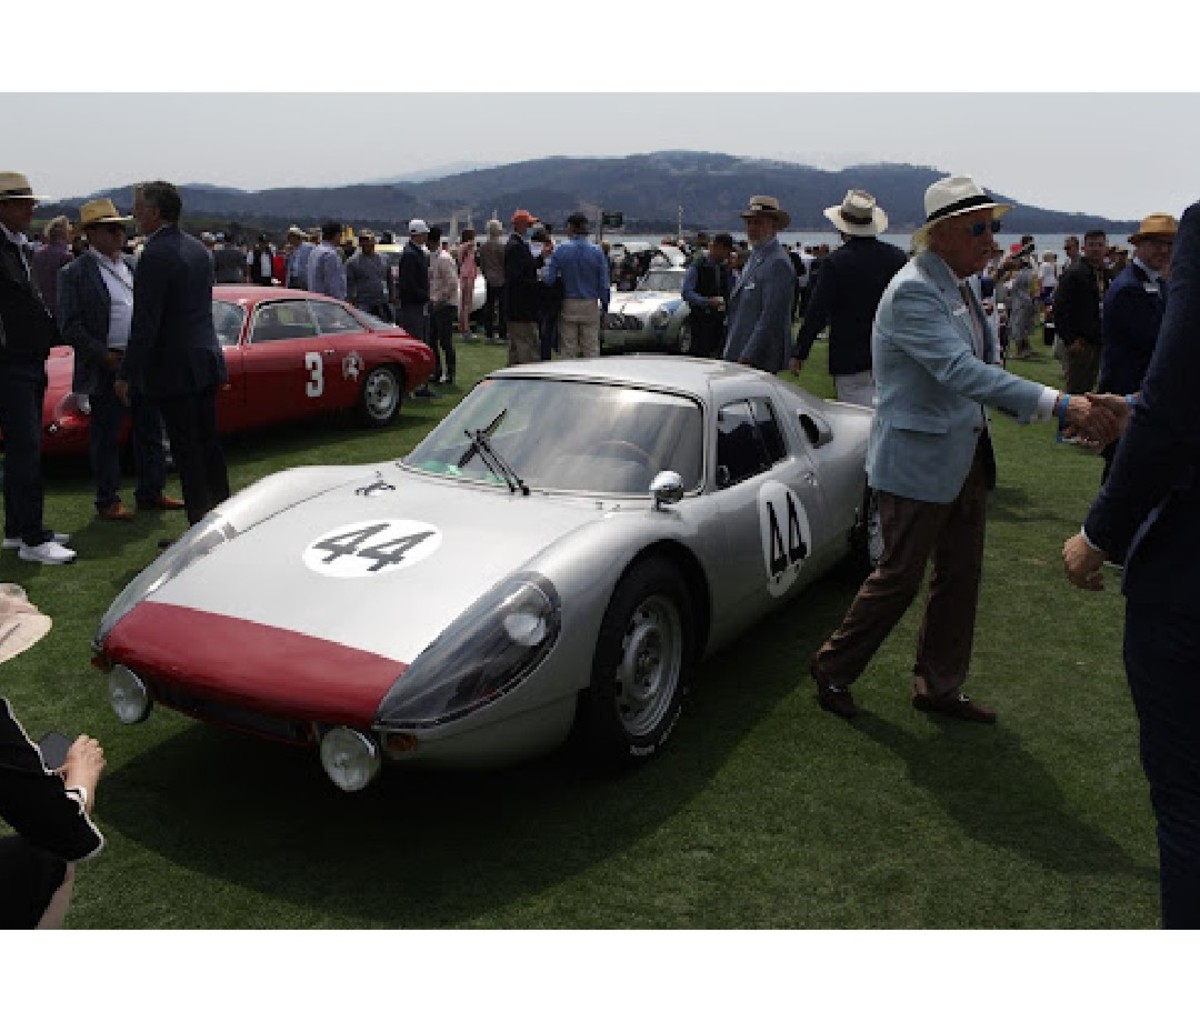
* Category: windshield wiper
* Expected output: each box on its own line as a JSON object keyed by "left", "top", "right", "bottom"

{"left": 457, "top": 409, "right": 529, "bottom": 496}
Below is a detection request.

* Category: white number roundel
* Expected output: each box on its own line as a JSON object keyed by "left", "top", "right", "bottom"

{"left": 303, "top": 519, "right": 442, "bottom": 578}
{"left": 757, "top": 482, "right": 812, "bottom": 598}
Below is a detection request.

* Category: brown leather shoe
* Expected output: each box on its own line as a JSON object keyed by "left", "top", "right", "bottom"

{"left": 137, "top": 495, "right": 186, "bottom": 511}
{"left": 97, "top": 502, "right": 134, "bottom": 522}
{"left": 912, "top": 691, "right": 997, "bottom": 724}
{"left": 811, "top": 660, "right": 859, "bottom": 719}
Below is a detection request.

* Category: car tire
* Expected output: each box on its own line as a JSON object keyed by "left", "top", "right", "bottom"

{"left": 357, "top": 364, "right": 402, "bottom": 427}
{"left": 577, "top": 557, "right": 695, "bottom": 765}
{"left": 674, "top": 321, "right": 693, "bottom": 355}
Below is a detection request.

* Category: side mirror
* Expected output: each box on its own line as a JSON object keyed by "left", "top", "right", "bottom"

{"left": 649, "top": 470, "right": 684, "bottom": 510}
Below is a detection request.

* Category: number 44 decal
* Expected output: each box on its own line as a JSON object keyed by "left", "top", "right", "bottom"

{"left": 758, "top": 482, "right": 812, "bottom": 598}
{"left": 303, "top": 520, "right": 442, "bottom": 578}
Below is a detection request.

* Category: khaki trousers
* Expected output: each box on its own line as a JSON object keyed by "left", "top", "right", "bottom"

{"left": 812, "top": 440, "right": 990, "bottom": 698}
{"left": 558, "top": 298, "right": 601, "bottom": 358}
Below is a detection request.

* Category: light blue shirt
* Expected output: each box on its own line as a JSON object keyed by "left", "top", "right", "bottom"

{"left": 307, "top": 242, "right": 346, "bottom": 300}
{"left": 542, "top": 236, "right": 610, "bottom": 310}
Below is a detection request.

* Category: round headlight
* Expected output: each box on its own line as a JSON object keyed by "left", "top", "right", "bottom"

{"left": 649, "top": 309, "right": 671, "bottom": 329}
{"left": 319, "top": 728, "right": 381, "bottom": 792}
{"left": 108, "top": 664, "right": 152, "bottom": 724}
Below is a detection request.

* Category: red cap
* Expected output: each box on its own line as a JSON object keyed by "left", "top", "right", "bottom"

{"left": 511, "top": 209, "right": 540, "bottom": 228}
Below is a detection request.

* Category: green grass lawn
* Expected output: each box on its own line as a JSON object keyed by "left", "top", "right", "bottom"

{"left": 2, "top": 329, "right": 1156, "bottom": 929}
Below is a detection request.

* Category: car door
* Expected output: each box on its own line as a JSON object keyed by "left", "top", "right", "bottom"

{"left": 307, "top": 298, "right": 373, "bottom": 410}
{"left": 706, "top": 395, "right": 829, "bottom": 641}
{"left": 241, "top": 298, "right": 325, "bottom": 425}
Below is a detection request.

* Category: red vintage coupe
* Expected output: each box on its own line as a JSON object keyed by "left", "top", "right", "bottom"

{"left": 40, "top": 286, "right": 436, "bottom": 456}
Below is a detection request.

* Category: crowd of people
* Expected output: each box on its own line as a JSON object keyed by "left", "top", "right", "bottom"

{"left": 2, "top": 164, "right": 1197, "bottom": 930}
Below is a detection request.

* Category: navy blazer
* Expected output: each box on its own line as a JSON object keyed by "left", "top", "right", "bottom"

{"left": 1084, "top": 201, "right": 1200, "bottom": 609}
{"left": 57, "top": 251, "right": 137, "bottom": 394}
{"left": 1097, "top": 261, "right": 1166, "bottom": 396}
{"left": 120, "top": 225, "right": 226, "bottom": 398}
{"left": 793, "top": 236, "right": 907, "bottom": 375}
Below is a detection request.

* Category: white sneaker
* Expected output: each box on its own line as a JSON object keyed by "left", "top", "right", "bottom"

{"left": 3, "top": 532, "right": 70, "bottom": 551}
{"left": 18, "top": 540, "right": 77, "bottom": 565}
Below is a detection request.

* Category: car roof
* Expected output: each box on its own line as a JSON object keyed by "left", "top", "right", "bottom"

{"left": 213, "top": 285, "right": 332, "bottom": 306}
{"left": 489, "top": 355, "right": 777, "bottom": 397}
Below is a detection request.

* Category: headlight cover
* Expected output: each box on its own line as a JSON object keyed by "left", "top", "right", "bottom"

{"left": 649, "top": 308, "right": 671, "bottom": 329}
{"left": 375, "top": 571, "right": 561, "bottom": 729}
{"left": 94, "top": 514, "right": 238, "bottom": 646}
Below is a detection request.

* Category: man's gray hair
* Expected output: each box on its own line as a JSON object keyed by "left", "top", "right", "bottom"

{"left": 44, "top": 215, "right": 70, "bottom": 242}
{"left": 136, "top": 180, "right": 182, "bottom": 222}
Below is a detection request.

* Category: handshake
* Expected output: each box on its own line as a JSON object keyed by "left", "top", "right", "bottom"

{"left": 1058, "top": 392, "right": 1131, "bottom": 448}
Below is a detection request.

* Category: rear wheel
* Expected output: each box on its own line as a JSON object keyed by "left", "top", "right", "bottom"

{"left": 577, "top": 557, "right": 694, "bottom": 764}
{"left": 848, "top": 483, "right": 883, "bottom": 577}
{"left": 357, "top": 365, "right": 402, "bottom": 427}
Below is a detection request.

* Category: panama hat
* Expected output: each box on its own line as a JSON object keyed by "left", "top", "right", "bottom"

{"left": 824, "top": 189, "right": 888, "bottom": 237}
{"left": 0, "top": 171, "right": 49, "bottom": 202}
{"left": 0, "top": 583, "right": 52, "bottom": 664}
{"left": 913, "top": 175, "right": 1012, "bottom": 245}
{"left": 739, "top": 195, "right": 791, "bottom": 230}
{"left": 79, "top": 197, "right": 133, "bottom": 228}
{"left": 1129, "top": 213, "right": 1178, "bottom": 243}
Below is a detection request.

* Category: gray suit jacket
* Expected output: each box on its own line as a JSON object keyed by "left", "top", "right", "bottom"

{"left": 57, "top": 251, "right": 136, "bottom": 395}
{"left": 721, "top": 237, "right": 794, "bottom": 372}
{"left": 867, "top": 250, "right": 1045, "bottom": 503}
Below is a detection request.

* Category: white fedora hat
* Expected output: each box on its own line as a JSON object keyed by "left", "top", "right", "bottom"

{"left": 914, "top": 175, "right": 1012, "bottom": 244}
{"left": 825, "top": 189, "right": 888, "bottom": 237}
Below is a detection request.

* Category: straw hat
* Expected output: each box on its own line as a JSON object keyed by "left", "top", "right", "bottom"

{"left": 824, "top": 189, "right": 888, "bottom": 237}
{"left": 1129, "top": 213, "right": 1178, "bottom": 243}
{"left": 79, "top": 197, "right": 133, "bottom": 229}
{"left": 0, "top": 583, "right": 52, "bottom": 664}
{"left": 739, "top": 195, "right": 791, "bottom": 230}
{"left": 913, "top": 175, "right": 1012, "bottom": 246}
{"left": 0, "top": 171, "right": 49, "bottom": 202}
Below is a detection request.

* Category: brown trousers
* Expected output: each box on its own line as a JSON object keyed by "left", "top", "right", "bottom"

{"left": 812, "top": 440, "right": 990, "bottom": 698}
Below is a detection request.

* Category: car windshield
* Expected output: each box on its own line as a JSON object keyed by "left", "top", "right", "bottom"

{"left": 403, "top": 377, "right": 704, "bottom": 495}
{"left": 640, "top": 269, "right": 683, "bottom": 293}
{"left": 211, "top": 300, "right": 246, "bottom": 347}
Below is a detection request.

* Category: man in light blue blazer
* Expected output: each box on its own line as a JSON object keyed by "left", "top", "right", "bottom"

{"left": 721, "top": 195, "right": 795, "bottom": 373}
{"left": 810, "top": 175, "right": 1121, "bottom": 723}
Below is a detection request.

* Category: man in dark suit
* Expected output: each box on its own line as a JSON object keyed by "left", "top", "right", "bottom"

{"left": 1096, "top": 213, "right": 1177, "bottom": 482}
{"left": 57, "top": 197, "right": 184, "bottom": 522}
{"left": 0, "top": 171, "right": 75, "bottom": 564}
{"left": 1064, "top": 200, "right": 1200, "bottom": 929}
{"left": 116, "top": 181, "right": 229, "bottom": 527}
{"left": 504, "top": 209, "right": 542, "bottom": 365}
{"left": 1054, "top": 228, "right": 1110, "bottom": 393}
{"left": 791, "top": 189, "right": 908, "bottom": 407}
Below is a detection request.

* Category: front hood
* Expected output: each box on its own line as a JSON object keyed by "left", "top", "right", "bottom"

{"left": 144, "top": 468, "right": 613, "bottom": 664}
{"left": 608, "top": 292, "right": 680, "bottom": 316}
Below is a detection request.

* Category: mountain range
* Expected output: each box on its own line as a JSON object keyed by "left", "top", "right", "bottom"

{"left": 41, "top": 151, "right": 1138, "bottom": 236}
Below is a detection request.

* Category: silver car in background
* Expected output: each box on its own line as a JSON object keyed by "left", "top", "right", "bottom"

{"left": 601, "top": 267, "right": 695, "bottom": 354}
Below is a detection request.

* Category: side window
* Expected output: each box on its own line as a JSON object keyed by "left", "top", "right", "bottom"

{"left": 249, "top": 301, "right": 319, "bottom": 344}
{"left": 211, "top": 300, "right": 246, "bottom": 347}
{"left": 311, "top": 300, "right": 365, "bottom": 336}
{"left": 716, "top": 398, "right": 788, "bottom": 489}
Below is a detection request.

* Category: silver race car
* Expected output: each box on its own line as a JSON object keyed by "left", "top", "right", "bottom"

{"left": 93, "top": 358, "right": 872, "bottom": 791}
{"left": 601, "top": 267, "right": 694, "bottom": 354}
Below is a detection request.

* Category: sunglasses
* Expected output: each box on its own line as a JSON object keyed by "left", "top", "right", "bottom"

{"left": 963, "top": 220, "right": 1003, "bottom": 238}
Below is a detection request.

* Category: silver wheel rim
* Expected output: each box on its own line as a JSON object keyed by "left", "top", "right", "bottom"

{"left": 364, "top": 369, "right": 399, "bottom": 420}
{"left": 613, "top": 593, "right": 682, "bottom": 737}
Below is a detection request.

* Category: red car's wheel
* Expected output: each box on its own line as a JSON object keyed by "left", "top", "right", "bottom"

{"left": 357, "top": 365, "right": 402, "bottom": 427}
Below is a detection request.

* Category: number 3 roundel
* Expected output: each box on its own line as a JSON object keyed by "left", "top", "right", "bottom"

{"left": 757, "top": 482, "right": 811, "bottom": 597}
{"left": 303, "top": 520, "right": 442, "bottom": 578}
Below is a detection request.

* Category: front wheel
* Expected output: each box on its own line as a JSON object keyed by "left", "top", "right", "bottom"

{"left": 576, "top": 557, "right": 695, "bottom": 765}
{"left": 357, "top": 365, "right": 402, "bottom": 427}
{"left": 674, "top": 320, "right": 693, "bottom": 355}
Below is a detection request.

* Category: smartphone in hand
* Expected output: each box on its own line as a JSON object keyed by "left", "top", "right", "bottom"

{"left": 38, "top": 730, "right": 71, "bottom": 771}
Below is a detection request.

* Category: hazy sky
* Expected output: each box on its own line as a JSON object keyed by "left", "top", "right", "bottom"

{"left": 4, "top": 9, "right": 1196, "bottom": 224}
